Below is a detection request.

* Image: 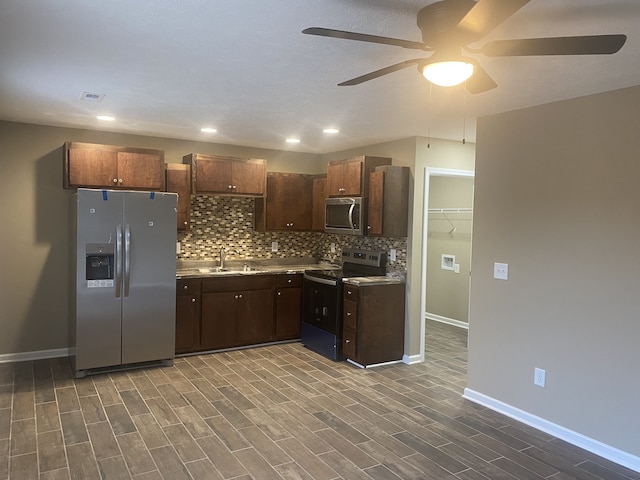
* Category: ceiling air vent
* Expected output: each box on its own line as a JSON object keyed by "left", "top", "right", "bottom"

{"left": 80, "top": 92, "right": 105, "bottom": 102}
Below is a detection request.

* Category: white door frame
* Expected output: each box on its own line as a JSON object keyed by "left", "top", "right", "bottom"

{"left": 418, "top": 167, "right": 474, "bottom": 362}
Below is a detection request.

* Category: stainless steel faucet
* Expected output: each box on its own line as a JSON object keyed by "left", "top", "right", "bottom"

{"left": 219, "top": 247, "right": 240, "bottom": 269}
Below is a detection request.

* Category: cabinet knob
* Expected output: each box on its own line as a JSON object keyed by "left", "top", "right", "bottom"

{"left": 346, "top": 312, "right": 351, "bottom": 316}
{"left": 277, "top": 291, "right": 281, "bottom": 296}
{"left": 238, "top": 294, "right": 243, "bottom": 298}
{"left": 183, "top": 285, "right": 188, "bottom": 290}
{"left": 347, "top": 291, "right": 352, "bottom": 295}
{"left": 228, "top": 185, "right": 233, "bottom": 190}
{"left": 287, "top": 279, "right": 292, "bottom": 283}
{"left": 191, "top": 298, "right": 196, "bottom": 303}
{"left": 234, "top": 294, "right": 238, "bottom": 299}
{"left": 345, "top": 339, "right": 350, "bottom": 343}
{"left": 113, "top": 178, "right": 118, "bottom": 184}
{"left": 367, "top": 225, "right": 371, "bottom": 230}
{"left": 118, "top": 179, "right": 123, "bottom": 184}
{"left": 184, "top": 221, "right": 188, "bottom": 225}
{"left": 232, "top": 185, "right": 237, "bottom": 190}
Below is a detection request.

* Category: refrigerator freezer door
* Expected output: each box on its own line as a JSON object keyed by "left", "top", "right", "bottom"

{"left": 120, "top": 191, "right": 177, "bottom": 365}
{"left": 74, "top": 190, "right": 124, "bottom": 370}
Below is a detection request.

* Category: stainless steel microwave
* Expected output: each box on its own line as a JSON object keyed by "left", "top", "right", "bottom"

{"left": 325, "top": 197, "right": 363, "bottom": 235}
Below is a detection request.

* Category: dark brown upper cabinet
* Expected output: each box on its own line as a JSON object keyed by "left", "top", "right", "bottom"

{"left": 184, "top": 153, "right": 266, "bottom": 196}
{"left": 64, "top": 142, "right": 165, "bottom": 190}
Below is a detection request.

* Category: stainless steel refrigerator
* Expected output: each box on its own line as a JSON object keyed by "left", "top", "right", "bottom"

{"left": 70, "top": 188, "right": 178, "bottom": 377}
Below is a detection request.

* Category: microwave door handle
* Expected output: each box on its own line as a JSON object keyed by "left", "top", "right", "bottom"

{"left": 348, "top": 199, "right": 355, "bottom": 233}
{"left": 124, "top": 224, "right": 131, "bottom": 297}
{"left": 115, "top": 224, "right": 122, "bottom": 298}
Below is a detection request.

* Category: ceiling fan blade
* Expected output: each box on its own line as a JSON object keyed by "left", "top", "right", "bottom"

{"left": 302, "top": 27, "right": 431, "bottom": 51}
{"left": 338, "top": 59, "right": 426, "bottom": 86}
{"left": 480, "top": 34, "right": 627, "bottom": 56}
{"left": 457, "top": 0, "right": 530, "bottom": 38}
{"left": 465, "top": 64, "right": 497, "bottom": 94}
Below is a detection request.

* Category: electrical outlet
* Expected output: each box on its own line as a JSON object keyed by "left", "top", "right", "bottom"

{"left": 534, "top": 367, "right": 546, "bottom": 387}
{"left": 330, "top": 243, "right": 336, "bottom": 253}
{"left": 271, "top": 241, "right": 278, "bottom": 252}
{"left": 494, "top": 262, "right": 509, "bottom": 280}
{"left": 390, "top": 248, "right": 397, "bottom": 262}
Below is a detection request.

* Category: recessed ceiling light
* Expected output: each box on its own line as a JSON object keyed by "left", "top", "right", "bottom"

{"left": 200, "top": 127, "right": 217, "bottom": 133}
{"left": 96, "top": 115, "right": 115, "bottom": 121}
{"left": 323, "top": 128, "right": 339, "bottom": 134}
{"left": 286, "top": 138, "right": 300, "bottom": 144}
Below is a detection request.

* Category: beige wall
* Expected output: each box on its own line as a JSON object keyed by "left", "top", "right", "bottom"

{"left": 0, "top": 120, "right": 321, "bottom": 354}
{"left": 426, "top": 176, "right": 473, "bottom": 322}
{"left": 469, "top": 85, "right": 640, "bottom": 458}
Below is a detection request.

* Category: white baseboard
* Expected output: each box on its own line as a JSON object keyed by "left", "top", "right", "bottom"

{"left": 403, "top": 353, "right": 423, "bottom": 365}
{"left": 425, "top": 312, "right": 469, "bottom": 329}
{"left": 0, "top": 348, "right": 70, "bottom": 364}
{"left": 463, "top": 388, "right": 640, "bottom": 473}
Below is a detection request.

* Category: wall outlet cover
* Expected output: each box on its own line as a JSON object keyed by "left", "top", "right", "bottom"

{"left": 271, "top": 241, "right": 278, "bottom": 252}
{"left": 494, "top": 262, "right": 509, "bottom": 280}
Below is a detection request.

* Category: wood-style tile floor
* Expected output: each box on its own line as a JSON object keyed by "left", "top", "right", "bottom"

{"left": 1, "top": 320, "right": 638, "bottom": 479}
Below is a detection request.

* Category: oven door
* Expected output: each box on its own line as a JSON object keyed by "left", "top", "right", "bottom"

{"left": 302, "top": 275, "right": 341, "bottom": 334}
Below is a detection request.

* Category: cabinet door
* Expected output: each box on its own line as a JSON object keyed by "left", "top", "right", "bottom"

{"left": 311, "top": 176, "right": 327, "bottom": 231}
{"left": 175, "top": 294, "right": 200, "bottom": 353}
{"left": 236, "top": 289, "right": 274, "bottom": 344}
{"left": 67, "top": 148, "right": 119, "bottom": 188}
{"left": 118, "top": 152, "right": 165, "bottom": 189}
{"left": 342, "top": 161, "right": 363, "bottom": 196}
{"left": 275, "top": 287, "right": 302, "bottom": 340}
{"left": 195, "top": 157, "right": 233, "bottom": 193}
{"left": 201, "top": 291, "right": 238, "bottom": 349}
{"left": 327, "top": 163, "right": 345, "bottom": 196}
{"left": 367, "top": 171, "right": 384, "bottom": 236}
{"left": 265, "top": 174, "right": 312, "bottom": 231}
{"left": 233, "top": 161, "right": 266, "bottom": 195}
{"left": 166, "top": 164, "right": 191, "bottom": 230}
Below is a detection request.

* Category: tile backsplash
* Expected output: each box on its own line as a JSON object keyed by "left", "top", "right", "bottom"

{"left": 177, "top": 195, "right": 407, "bottom": 272}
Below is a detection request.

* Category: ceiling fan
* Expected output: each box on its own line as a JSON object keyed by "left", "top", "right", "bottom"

{"left": 302, "top": 0, "right": 627, "bottom": 93}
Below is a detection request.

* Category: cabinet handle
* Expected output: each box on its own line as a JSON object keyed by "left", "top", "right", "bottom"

{"left": 367, "top": 225, "right": 371, "bottom": 230}
{"left": 277, "top": 291, "right": 281, "bottom": 296}
{"left": 184, "top": 221, "right": 188, "bottom": 225}
{"left": 183, "top": 285, "right": 188, "bottom": 290}
{"left": 345, "top": 339, "right": 350, "bottom": 343}
{"left": 346, "top": 312, "right": 351, "bottom": 316}
{"left": 234, "top": 294, "right": 238, "bottom": 299}
{"left": 118, "top": 179, "right": 123, "bottom": 184}
{"left": 113, "top": 178, "right": 118, "bottom": 184}
{"left": 232, "top": 185, "right": 237, "bottom": 190}
{"left": 287, "top": 279, "right": 292, "bottom": 283}
{"left": 238, "top": 293, "right": 243, "bottom": 298}
{"left": 228, "top": 185, "right": 233, "bottom": 190}
{"left": 347, "top": 291, "right": 352, "bottom": 295}
{"left": 191, "top": 298, "right": 196, "bottom": 303}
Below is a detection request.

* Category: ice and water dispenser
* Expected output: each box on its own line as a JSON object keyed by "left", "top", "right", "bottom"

{"left": 85, "top": 244, "right": 114, "bottom": 287}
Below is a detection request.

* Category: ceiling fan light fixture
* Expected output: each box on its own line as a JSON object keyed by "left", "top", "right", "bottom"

{"left": 422, "top": 60, "right": 474, "bottom": 87}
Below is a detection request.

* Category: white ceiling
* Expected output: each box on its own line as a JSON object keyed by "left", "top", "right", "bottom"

{"left": 1, "top": 0, "right": 639, "bottom": 154}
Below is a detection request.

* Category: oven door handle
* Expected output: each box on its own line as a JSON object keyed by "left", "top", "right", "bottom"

{"left": 304, "top": 274, "right": 338, "bottom": 286}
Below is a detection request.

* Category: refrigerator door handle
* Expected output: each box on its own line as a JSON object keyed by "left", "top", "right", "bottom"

{"left": 124, "top": 224, "right": 131, "bottom": 297}
{"left": 115, "top": 224, "right": 123, "bottom": 298}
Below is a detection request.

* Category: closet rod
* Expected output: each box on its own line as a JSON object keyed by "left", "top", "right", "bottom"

{"left": 428, "top": 208, "right": 472, "bottom": 213}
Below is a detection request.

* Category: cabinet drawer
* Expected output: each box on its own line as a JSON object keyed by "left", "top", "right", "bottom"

{"left": 344, "top": 285, "right": 359, "bottom": 300}
{"left": 343, "top": 300, "right": 358, "bottom": 330}
{"left": 343, "top": 327, "right": 357, "bottom": 358}
{"left": 276, "top": 273, "right": 302, "bottom": 288}
{"left": 177, "top": 279, "right": 201, "bottom": 296}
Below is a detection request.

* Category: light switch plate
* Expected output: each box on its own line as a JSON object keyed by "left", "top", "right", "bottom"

{"left": 330, "top": 243, "right": 336, "bottom": 253}
{"left": 494, "top": 262, "right": 509, "bottom": 280}
{"left": 390, "top": 249, "right": 396, "bottom": 262}
{"left": 271, "top": 241, "right": 278, "bottom": 252}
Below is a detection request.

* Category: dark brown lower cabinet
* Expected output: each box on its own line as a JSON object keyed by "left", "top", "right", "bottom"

{"left": 343, "top": 282, "right": 405, "bottom": 367}
{"left": 175, "top": 279, "right": 201, "bottom": 354}
{"left": 275, "top": 274, "right": 302, "bottom": 340}
{"left": 176, "top": 273, "right": 302, "bottom": 354}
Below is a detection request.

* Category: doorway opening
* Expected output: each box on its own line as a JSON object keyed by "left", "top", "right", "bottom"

{"left": 419, "top": 167, "right": 474, "bottom": 362}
